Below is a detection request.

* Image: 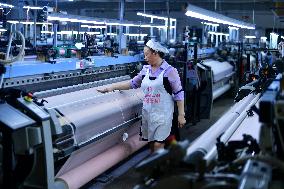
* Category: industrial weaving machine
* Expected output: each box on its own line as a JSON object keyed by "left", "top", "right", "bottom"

{"left": 0, "top": 31, "right": 147, "bottom": 189}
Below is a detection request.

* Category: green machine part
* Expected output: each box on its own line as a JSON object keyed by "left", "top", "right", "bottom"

{"left": 66, "top": 47, "right": 78, "bottom": 58}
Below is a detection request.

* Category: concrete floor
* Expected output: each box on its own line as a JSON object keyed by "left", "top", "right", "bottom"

{"left": 86, "top": 93, "right": 235, "bottom": 189}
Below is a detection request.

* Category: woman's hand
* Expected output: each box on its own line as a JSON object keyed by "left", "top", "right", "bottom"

{"left": 97, "top": 87, "right": 113, "bottom": 93}
{"left": 178, "top": 114, "right": 186, "bottom": 128}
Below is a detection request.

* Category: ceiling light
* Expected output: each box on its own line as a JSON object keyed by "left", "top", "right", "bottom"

{"left": 0, "top": 28, "right": 7, "bottom": 32}
{"left": 261, "top": 37, "right": 267, "bottom": 40}
{"left": 7, "top": 20, "right": 19, "bottom": 24}
{"left": 186, "top": 4, "right": 255, "bottom": 29}
{"left": 8, "top": 20, "right": 52, "bottom": 25}
{"left": 106, "top": 22, "right": 120, "bottom": 26}
{"left": 124, "top": 33, "right": 148, "bottom": 37}
{"left": 244, "top": 36, "right": 256, "bottom": 39}
{"left": 43, "top": 31, "right": 101, "bottom": 35}
{"left": 107, "top": 33, "right": 117, "bottom": 36}
{"left": 81, "top": 25, "right": 107, "bottom": 29}
{"left": 47, "top": 13, "right": 105, "bottom": 25}
{"left": 228, "top": 26, "right": 239, "bottom": 30}
{"left": 208, "top": 31, "right": 229, "bottom": 36}
{"left": 23, "top": 6, "right": 42, "bottom": 10}
{"left": 0, "top": 3, "right": 14, "bottom": 8}
{"left": 137, "top": 12, "right": 176, "bottom": 21}
{"left": 201, "top": 22, "right": 219, "bottom": 27}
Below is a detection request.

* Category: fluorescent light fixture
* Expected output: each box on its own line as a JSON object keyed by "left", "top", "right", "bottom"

{"left": 81, "top": 31, "right": 100, "bottom": 35}
{"left": 228, "top": 26, "right": 239, "bottom": 30}
{"left": 154, "top": 26, "right": 166, "bottom": 29}
{"left": 81, "top": 25, "right": 107, "bottom": 29}
{"left": 7, "top": 20, "right": 52, "bottom": 25}
{"left": 47, "top": 13, "right": 165, "bottom": 29}
{"left": 23, "top": 6, "right": 42, "bottom": 10}
{"left": 105, "top": 22, "right": 165, "bottom": 28}
{"left": 244, "top": 36, "right": 256, "bottom": 39}
{"left": 186, "top": 4, "right": 255, "bottom": 29}
{"left": 137, "top": 12, "right": 176, "bottom": 21}
{"left": 261, "top": 37, "right": 267, "bottom": 40}
{"left": 41, "top": 31, "right": 100, "bottom": 35}
{"left": 124, "top": 33, "right": 147, "bottom": 37}
{"left": 201, "top": 22, "right": 219, "bottom": 27}
{"left": 122, "top": 23, "right": 139, "bottom": 27}
{"left": 47, "top": 13, "right": 106, "bottom": 25}
{"left": 107, "top": 33, "right": 117, "bottom": 36}
{"left": 0, "top": 28, "right": 7, "bottom": 32}
{"left": 139, "top": 24, "right": 152, "bottom": 28}
{"left": 59, "top": 31, "right": 100, "bottom": 35}
{"left": 22, "top": 21, "right": 52, "bottom": 25}
{"left": 208, "top": 31, "right": 229, "bottom": 36}
{"left": 106, "top": 22, "right": 120, "bottom": 26}
{"left": 7, "top": 20, "right": 19, "bottom": 24}
{"left": 48, "top": 16, "right": 105, "bottom": 24}
{"left": 0, "top": 3, "right": 14, "bottom": 8}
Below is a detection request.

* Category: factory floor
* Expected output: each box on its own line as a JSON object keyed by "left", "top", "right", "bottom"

{"left": 85, "top": 92, "right": 235, "bottom": 189}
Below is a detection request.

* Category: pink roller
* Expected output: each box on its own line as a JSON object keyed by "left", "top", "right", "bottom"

{"left": 56, "top": 134, "right": 147, "bottom": 189}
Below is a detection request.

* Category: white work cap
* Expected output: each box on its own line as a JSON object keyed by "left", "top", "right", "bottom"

{"left": 146, "top": 39, "right": 169, "bottom": 54}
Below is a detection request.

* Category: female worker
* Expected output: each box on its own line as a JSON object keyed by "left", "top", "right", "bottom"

{"left": 97, "top": 39, "right": 186, "bottom": 152}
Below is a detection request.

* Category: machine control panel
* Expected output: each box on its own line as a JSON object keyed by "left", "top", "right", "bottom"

{"left": 17, "top": 97, "right": 50, "bottom": 121}
{"left": 0, "top": 103, "right": 36, "bottom": 130}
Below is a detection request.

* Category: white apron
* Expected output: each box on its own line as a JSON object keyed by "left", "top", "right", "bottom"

{"left": 140, "top": 66, "right": 174, "bottom": 141}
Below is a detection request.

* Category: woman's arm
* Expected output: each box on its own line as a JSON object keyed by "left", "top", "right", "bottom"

{"left": 177, "top": 100, "right": 186, "bottom": 128}
{"left": 97, "top": 65, "right": 147, "bottom": 93}
{"left": 97, "top": 80, "right": 131, "bottom": 93}
{"left": 166, "top": 66, "right": 186, "bottom": 127}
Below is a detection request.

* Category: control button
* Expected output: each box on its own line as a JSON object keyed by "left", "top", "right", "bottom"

{"left": 24, "top": 93, "right": 33, "bottom": 102}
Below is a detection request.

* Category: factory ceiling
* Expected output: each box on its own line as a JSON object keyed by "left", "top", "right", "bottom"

{"left": 36, "top": 0, "right": 274, "bottom": 12}
{"left": 16, "top": 0, "right": 284, "bottom": 26}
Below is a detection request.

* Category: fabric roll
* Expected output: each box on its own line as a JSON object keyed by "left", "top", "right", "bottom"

{"left": 56, "top": 134, "right": 146, "bottom": 189}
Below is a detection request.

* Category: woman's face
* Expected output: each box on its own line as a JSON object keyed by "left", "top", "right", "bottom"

{"left": 144, "top": 46, "right": 155, "bottom": 65}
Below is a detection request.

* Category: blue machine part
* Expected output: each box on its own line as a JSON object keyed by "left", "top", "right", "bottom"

{"left": 4, "top": 54, "right": 144, "bottom": 78}
{"left": 188, "top": 47, "right": 216, "bottom": 59}
{"left": 89, "top": 54, "right": 144, "bottom": 67}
